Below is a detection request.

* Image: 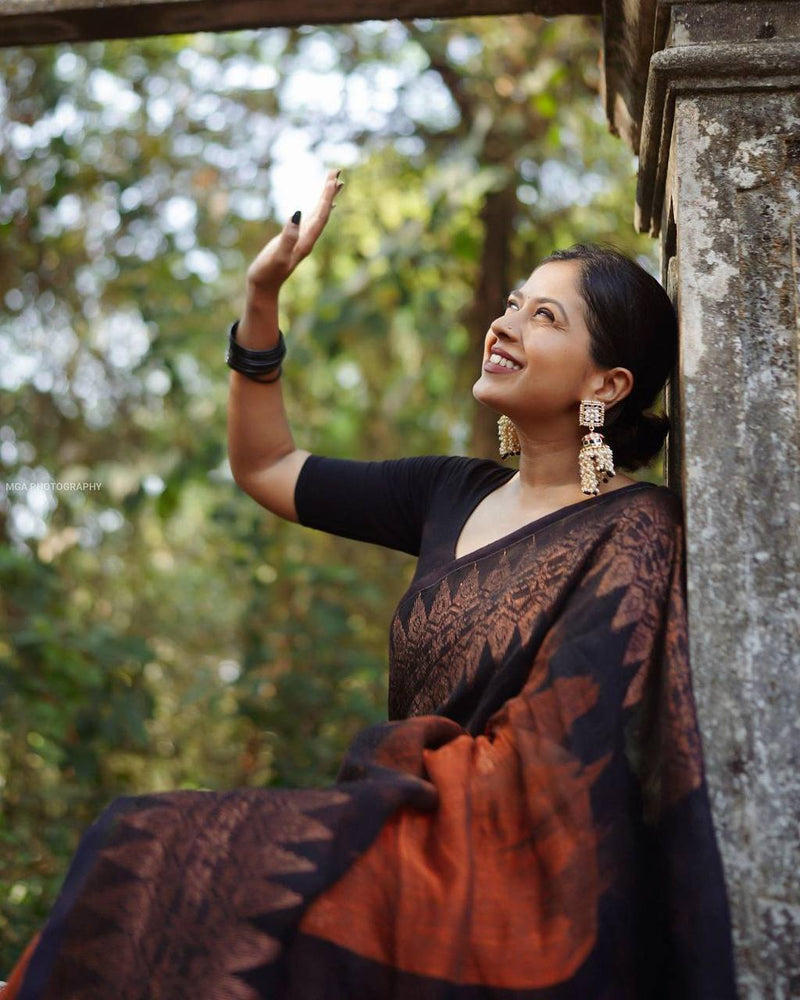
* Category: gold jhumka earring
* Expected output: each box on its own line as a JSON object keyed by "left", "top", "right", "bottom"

{"left": 498, "top": 415, "right": 520, "bottom": 460}
{"left": 578, "top": 399, "right": 615, "bottom": 495}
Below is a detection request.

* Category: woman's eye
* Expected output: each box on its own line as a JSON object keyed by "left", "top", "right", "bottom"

{"left": 505, "top": 299, "right": 519, "bottom": 311}
{"left": 535, "top": 307, "right": 555, "bottom": 321}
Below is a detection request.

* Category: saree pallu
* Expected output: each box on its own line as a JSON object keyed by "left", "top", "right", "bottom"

{"left": 6, "top": 484, "right": 738, "bottom": 998}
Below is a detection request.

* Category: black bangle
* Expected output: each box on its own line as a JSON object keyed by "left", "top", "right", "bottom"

{"left": 226, "top": 320, "right": 287, "bottom": 381}
{"left": 243, "top": 366, "right": 282, "bottom": 384}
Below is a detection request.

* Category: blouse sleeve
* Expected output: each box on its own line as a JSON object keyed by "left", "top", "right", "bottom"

{"left": 293, "top": 454, "right": 469, "bottom": 557}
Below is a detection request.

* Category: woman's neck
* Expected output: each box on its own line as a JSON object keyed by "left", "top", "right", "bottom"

{"left": 511, "top": 430, "right": 635, "bottom": 504}
{"left": 514, "top": 432, "right": 585, "bottom": 500}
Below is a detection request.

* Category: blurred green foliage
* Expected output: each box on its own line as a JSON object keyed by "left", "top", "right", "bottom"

{"left": 0, "top": 15, "right": 658, "bottom": 968}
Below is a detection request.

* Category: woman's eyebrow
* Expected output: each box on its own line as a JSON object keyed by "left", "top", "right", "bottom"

{"left": 509, "top": 289, "right": 568, "bottom": 320}
{"left": 534, "top": 297, "right": 568, "bottom": 320}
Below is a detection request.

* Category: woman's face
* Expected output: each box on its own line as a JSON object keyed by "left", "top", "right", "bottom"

{"left": 472, "top": 259, "right": 607, "bottom": 429}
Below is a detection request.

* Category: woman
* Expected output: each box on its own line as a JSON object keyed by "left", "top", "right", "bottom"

{"left": 5, "top": 171, "right": 738, "bottom": 998}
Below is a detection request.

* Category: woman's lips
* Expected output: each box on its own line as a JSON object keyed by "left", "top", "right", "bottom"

{"left": 484, "top": 351, "right": 523, "bottom": 373}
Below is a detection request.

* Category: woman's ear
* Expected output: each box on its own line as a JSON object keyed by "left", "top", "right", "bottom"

{"left": 595, "top": 367, "right": 634, "bottom": 409}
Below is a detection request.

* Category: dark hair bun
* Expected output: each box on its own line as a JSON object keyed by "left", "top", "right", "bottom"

{"left": 605, "top": 410, "right": 670, "bottom": 472}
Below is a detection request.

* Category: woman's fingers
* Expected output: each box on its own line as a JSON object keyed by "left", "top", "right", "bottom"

{"left": 293, "top": 170, "right": 344, "bottom": 261}
{"left": 246, "top": 215, "right": 301, "bottom": 292}
{"left": 245, "top": 169, "right": 344, "bottom": 294}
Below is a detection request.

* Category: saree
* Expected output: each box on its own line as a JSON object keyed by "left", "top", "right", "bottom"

{"left": 5, "top": 463, "right": 738, "bottom": 998}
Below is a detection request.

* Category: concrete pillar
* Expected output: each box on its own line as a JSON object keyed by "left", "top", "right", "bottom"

{"left": 632, "top": 3, "right": 800, "bottom": 996}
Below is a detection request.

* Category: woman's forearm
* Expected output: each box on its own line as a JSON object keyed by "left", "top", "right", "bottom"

{"left": 236, "top": 283, "right": 282, "bottom": 348}
{"left": 227, "top": 286, "right": 298, "bottom": 487}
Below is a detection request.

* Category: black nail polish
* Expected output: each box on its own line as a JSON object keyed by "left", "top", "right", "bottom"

{"left": 291, "top": 210, "right": 301, "bottom": 224}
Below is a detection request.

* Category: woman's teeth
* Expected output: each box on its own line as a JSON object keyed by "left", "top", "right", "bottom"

{"left": 489, "top": 353, "right": 522, "bottom": 371}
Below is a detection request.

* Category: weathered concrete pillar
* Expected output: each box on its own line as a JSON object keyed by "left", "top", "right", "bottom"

{"left": 607, "top": 3, "right": 800, "bottom": 996}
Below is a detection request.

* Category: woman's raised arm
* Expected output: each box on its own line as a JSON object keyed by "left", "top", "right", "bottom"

{"left": 227, "top": 169, "right": 343, "bottom": 521}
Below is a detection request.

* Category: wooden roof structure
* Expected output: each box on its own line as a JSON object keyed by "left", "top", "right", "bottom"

{"left": 0, "top": 0, "right": 602, "bottom": 48}
{"left": 0, "top": 0, "right": 656, "bottom": 156}
{"left": 0, "top": 0, "right": 658, "bottom": 172}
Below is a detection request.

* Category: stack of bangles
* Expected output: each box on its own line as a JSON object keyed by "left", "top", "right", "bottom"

{"left": 225, "top": 320, "right": 286, "bottom": 383}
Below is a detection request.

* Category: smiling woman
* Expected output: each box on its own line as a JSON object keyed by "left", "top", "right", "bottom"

{"left": 4, "top": 175, "right": 738, "bottom": 1000}
{"left": 474, "top": 244, "right": 675, "bottom": 480}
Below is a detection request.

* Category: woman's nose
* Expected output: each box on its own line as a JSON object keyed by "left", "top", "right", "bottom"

{"left": 490, "top": 312, "right": 518, "bottom": 340}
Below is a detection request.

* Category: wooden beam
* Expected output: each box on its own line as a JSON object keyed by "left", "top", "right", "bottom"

{"left": 0, "top": 0, "right": 601, "bottom": 48}
{"left": 600, "top": 0, "right": 661, "bottom": 154}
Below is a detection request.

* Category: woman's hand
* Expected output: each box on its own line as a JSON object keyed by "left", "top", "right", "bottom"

{"left": 246, "top": 168, "right": 344, "bottom": 299}
{"left": 229, "top": 168, "right": 343, "bottom": 520}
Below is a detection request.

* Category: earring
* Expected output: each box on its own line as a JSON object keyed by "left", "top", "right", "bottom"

{"left": 578, "top": 399, "right": 615, "bottom": 495}
{"left": 498, "top": 414, "right": 520, "bottom": 459}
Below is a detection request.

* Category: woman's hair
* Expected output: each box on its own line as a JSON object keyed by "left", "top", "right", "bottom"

{"left": 539, "top": 242, "right": 678, "bottom": 471}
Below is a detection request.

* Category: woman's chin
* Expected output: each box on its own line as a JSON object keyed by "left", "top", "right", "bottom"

{"left": 472, "top": 375, "right": 503, "bottom": 410}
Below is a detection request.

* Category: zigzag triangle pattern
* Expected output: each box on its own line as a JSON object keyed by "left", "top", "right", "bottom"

{"left": 13, "top": 486, "right": 735, "bottom": 998}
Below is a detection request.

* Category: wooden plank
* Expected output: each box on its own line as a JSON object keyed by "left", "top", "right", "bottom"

{"left": 0, "top": 0, "right": 601, "bottom": 48}
{"left": 600, "top": 0, "right": 661, "bottom": 153}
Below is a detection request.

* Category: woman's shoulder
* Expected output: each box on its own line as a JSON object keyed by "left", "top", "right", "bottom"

{"left": 606, "top": 479, "right": 684, "bottom": 534}
{"left": 425, "top": 454, "right": 516, "bottom": 502}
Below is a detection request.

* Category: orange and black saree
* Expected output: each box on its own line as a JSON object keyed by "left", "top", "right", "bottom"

{"left": 6, "top": 458, "right": 738, "bottom": 998}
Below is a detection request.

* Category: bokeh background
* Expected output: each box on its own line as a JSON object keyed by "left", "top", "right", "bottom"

{"left": 0, "top": 15, "right": 660, "bottom": 965}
